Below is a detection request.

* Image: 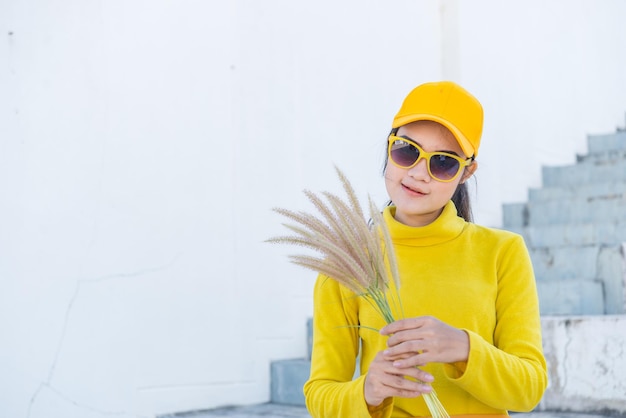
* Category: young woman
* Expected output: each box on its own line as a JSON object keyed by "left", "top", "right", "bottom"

{"left": 303, "top": 81, "right": 547, "bottom": 417}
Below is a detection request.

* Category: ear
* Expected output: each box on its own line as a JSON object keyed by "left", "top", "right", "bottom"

{"left": 460, "top": 161, "right": 478, "bottom": 184}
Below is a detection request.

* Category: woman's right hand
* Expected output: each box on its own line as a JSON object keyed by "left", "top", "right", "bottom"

{"left": 363, "top": 350, "right": 435, "bottom": 407}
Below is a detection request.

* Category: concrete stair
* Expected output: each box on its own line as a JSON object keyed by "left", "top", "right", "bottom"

{"left": 270, "top": 319, "right": 313, "bottom": 406}
{"left": 503, "top": 130, "right": 626, "bottom": 316}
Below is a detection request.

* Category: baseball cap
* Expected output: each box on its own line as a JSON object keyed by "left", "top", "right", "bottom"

{"left": 392, "top": 81, "right": 484, "bottom": 157}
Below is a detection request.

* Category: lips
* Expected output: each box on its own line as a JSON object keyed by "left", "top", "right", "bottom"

{"left": 402, "top": 183, "right": 426, "bottom": 195}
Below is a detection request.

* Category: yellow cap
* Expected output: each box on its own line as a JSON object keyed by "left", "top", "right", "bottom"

{"left": 392, "top": 81, "right": 484, "bottom": 157}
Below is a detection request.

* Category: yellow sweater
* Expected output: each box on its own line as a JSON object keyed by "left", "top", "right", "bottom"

{"left": 303, "top": 202, "right": 547, "bottom": 418}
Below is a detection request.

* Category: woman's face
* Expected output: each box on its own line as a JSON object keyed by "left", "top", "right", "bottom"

{"left": 384, "top": 120, "right": 477, "bottom": 227}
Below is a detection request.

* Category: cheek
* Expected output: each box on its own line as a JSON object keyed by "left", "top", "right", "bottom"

{"left": 437, "top": 181, "right": 463, "bottom": 201}
{"left": 424, "top": 173, "right": 462, "bottom": 197}
{"left": 384, "top": 163, "right": 403, "bottom": 180}
{"left": 383, "top": 165, "right": 400, "bottom": 191}
{"left": 383, "top": 169, "right": 393, "bottom": 189}
{"left": 383, "top": 165, "right": 403, "bottom": 190}
{"left": 383, "top": 166, "right": 401, "bottom": 195}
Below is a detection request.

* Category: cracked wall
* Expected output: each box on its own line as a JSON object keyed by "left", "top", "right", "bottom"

{"left": 540, "top": 316, "right": 626, "bottom": 413}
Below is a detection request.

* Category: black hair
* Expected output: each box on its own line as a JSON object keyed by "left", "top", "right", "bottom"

{"left": 451, "top": 182, "right": 473, "bottom": 222}
{"left": 382, "top": 127, "right": 474, "bottom": 223}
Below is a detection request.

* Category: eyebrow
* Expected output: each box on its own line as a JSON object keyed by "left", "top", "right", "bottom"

{"left": 398, "top": 134, "right": 461, "bottom": 157}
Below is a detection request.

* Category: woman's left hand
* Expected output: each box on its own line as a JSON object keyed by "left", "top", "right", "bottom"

{"left": 380, "top": 316, "right": 470, "bottom": 368}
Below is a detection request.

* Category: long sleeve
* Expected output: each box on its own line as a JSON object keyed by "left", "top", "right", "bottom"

{"left": 303, "top": 275, "right": 391, "bottom": 418}
{"left": 442, "top": 234, "right": 547, "bottom": 411}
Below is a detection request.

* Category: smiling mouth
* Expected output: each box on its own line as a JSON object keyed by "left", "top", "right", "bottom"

{"left": 402, "top": 183, "right": 426, "bottom": 195}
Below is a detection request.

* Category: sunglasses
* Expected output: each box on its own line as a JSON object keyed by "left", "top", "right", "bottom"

{"left": 387, "top": 135, "right": 473, "bottom": 182}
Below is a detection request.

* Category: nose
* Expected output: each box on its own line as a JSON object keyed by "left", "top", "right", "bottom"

{"left": 407, "top": 156, "right": 431, "bottom": 182}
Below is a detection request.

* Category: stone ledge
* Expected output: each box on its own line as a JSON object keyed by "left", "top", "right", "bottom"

{"left": 270, "top": 359, "right": 310, "bottom": 406}
{"left": 539, "top": 315, "right": 626, "bottom": 414}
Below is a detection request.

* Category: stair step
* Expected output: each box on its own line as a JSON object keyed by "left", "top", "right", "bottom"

{"left": 530, "top": 198, "right": 626, "bottom": 225}
{"left": 541, "top": 159, "right": 626, "bottom": 188}
{"left": 498, "top": 235, "right": 625, "bottom": 315}
{"left": 503, "top": 197, "right": 626, "bottom": 227}
{"left": 528, "top": 244, "right": 624, "bottom": 315}
{"left": 577, "top": 148, "right": 626, "bottom": 164}
{"left": 270, "top": 359, "right": 310, "bottom": 406}
{"left": 537, "top": 280, "right": 605, "bottom": 315}
{"left": 501, "top": 203, "right": 528, "bottom": 228}
{"left": 586, "top": 131, "right": 626, "bottom": 154}
{"left": 528, "top": 244, "right": 624, "bottom": 279}
{"left": 507, "top": 222, "right": 626, "bottom": 247}
{"left": 597, "top": 245, "right": 626, "bottom": 314}
{"left": 529, "top": 246, "right": 600, "bottom": 280}
{"left": 527, "top": 181, "right": 626, "bottom": 203}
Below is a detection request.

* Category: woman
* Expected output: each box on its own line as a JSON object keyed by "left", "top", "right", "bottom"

{"left": 303, "top": 81, "right": 547, "bottom": 417}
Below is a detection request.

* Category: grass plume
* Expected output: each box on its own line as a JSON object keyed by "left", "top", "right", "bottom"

{"left": 267, "top": 166, "right": 449, "bottom": 417}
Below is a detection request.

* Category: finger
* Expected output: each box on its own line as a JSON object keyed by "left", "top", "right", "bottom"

{"left": 382, "top": 351, "right": 413, "bottom": 362}
{"left": 365, "top": 358, "right": 428, "bottom": 404}
{"left": 386, "top": 327, "right": 432, "bottom": 347}
{"left": 393, "top": 365, "right": 435, "bottom": 384}
{"left": 380, "top": 317, "right": 423, "bottom": 335}
{"left": 383, "top": 372, "right": 434, "bottom": 394}
{"left": 379, "top": 354, "right": 435, "bottom": 384}
{"left": 384, "top": 340, "right": 426, "bottom": 359}
{"left": 392, "top": 353, "right": 432, "bottom": 368}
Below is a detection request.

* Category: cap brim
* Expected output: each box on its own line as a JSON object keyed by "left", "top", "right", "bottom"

{"left": 392, "top": 114, "right": 475, "bottom": 158}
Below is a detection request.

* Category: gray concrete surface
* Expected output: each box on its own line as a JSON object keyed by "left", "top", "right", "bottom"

{"left": 159, "top": 403, "right": 310, "bottom": 417}
{"left": 159, "top": 403, "right": 622, "bottom": 418}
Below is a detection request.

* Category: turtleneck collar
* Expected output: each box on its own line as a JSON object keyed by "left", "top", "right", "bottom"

{"left": 382, "top": 200, "right": 467, "bottom": 247}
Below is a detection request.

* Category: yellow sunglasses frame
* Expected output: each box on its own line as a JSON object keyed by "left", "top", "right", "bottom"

{"left": 387, "top": 135, "right": 473, "bottom": 183}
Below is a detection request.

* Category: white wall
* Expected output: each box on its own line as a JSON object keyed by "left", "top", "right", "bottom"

{"left": 460, "top": 0, "right": 626, "bottom": 224}
{"left": 1, "top": 1, "right": 625, "bottom": 417}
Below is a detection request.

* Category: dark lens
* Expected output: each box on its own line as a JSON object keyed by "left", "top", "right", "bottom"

{"left": 390, "top": 139, "right": 419, "bottom": 167}
{"left": 429, "top": 154, "right": 460, "bottom": 180}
